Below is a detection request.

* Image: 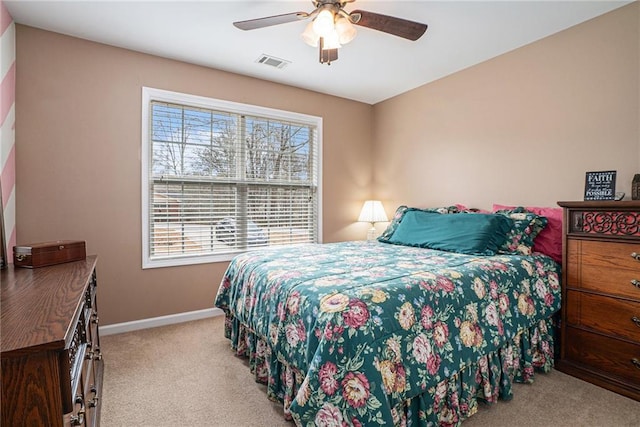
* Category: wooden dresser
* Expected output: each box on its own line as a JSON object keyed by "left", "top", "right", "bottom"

{"left": 1, "top": 256, "right": 104, "bottom": 426}
{"left": 557, "top": 201, "right": 640, "bottom": 401}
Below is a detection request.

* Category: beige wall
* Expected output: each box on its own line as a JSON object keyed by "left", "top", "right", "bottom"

{"left": 15, "top": 26, "right": 373, "bottom": 325}
{"left": 373, "top": 3, "right": 639, "bottom": 212}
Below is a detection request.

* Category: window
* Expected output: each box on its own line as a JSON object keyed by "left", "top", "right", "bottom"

{"left": 142, "top": 87, "right": 322, "bottom": 268}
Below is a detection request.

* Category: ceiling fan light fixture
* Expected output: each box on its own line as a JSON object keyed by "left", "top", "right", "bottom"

{"left": 301, "top": 21, "right": 319, "bottom": 47}
{"left": 235, "top": 0, "right": 428, "bottom": 66}
{"left": 334, "top": 15, "right": 356, "bottom": 44}
{"left": 312, "top": 8, "right": 335, "bottom": 38}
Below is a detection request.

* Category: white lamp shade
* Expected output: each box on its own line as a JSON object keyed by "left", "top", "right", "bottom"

{"left": 321, "top": 30, "right": 342, "bottom": 50}
{"left": 358, "top": 200, "right": 388, "bottom": 223}
{"left": 301, "top": 21, "right": 319, "bottom": 47}
{"left": 313, "top": 9, "right": 335, "bottom": 38}
{"left": 335, "top": 15, "right": 357, "bottom": 44}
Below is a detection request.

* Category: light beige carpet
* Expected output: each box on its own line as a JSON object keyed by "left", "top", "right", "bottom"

{"left": 100, "top": 316, "right": 640, "bottom": 427}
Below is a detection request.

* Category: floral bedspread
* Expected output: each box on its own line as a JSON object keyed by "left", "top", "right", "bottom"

{"left": 214, "top": 241, "right": 561, "bottom": 426}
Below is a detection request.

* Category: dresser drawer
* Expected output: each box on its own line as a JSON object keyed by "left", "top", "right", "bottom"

{"left": 567, "top": 239, "right": 640, "bottom": 270}
{"left": 564, "top": 326, "right": 640, "bottom": 385}
{"left": 566, "top": 290, "right": 640, "bottom": 343}
{"left": 567, "top": 239, "right": 640, "bottom": 300}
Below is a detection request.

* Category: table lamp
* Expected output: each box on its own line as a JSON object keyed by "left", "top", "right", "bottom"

{"left": 358, "top": 200, "right": 388, "bottom": 241}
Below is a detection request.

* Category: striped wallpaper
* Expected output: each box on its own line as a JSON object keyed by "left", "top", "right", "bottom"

{"left": 1, "top": 0, "right": 16, "bottom": 261}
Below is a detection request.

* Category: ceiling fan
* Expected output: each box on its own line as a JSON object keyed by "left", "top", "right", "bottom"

{"left": 233, "top": 0, "right": 428, "bottom": 65}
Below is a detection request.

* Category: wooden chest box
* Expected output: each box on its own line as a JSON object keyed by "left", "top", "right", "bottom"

{"left": 13, "top": 240, "right": 86, "bottom": 268}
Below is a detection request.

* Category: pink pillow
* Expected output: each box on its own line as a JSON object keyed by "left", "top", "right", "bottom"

{"left": 492, "top": 204, "right": 563, "bottom": 264}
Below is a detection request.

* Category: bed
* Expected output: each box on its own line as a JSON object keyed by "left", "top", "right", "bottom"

{"left": 214, "top": 205, "right": 562, "bottom": 426}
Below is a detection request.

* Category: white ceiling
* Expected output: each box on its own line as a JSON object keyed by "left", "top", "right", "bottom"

{"left": 5, "top": 0, "right": 632, "bottom": 104}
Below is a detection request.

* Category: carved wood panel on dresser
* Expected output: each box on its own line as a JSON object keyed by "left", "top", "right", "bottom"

{"left": 557, "top": 201, "right": 640, "bottom": 401}
{"left": 1, "top": 255, "right": 104, "bottom": 426}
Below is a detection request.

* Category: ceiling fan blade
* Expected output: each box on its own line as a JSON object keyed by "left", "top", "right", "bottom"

{"left": 350, "top": 10, "right": 427, "bottom": 41}
{"left": 233, "top": 12, "right": 309, "bottom": 31}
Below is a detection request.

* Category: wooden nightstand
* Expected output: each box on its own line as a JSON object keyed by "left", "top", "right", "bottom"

{"left": 557, "top": 201, "right": 640, "bottom": 401}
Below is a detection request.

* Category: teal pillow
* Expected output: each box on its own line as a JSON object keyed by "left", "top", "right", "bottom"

{"left": 378, "top": 205, "right": 466, "bottom": 243}
{"left": 385, "top": 210, "right": 512, "bottom": 255}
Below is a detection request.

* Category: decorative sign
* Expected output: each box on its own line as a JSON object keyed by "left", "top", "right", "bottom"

{"left": 632, "top": 174, "right": 640, "bottom": 200}
{"left": 584, "top": 170, "right": 616, "bottom": 201}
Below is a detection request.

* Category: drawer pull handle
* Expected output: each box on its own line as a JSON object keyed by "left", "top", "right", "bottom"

{"left": 633, "top": 317, "right": 640, "bottom": 327}
{"left": 88, "top": 395, "right": 100, "bottom": 408}
{"left": 70, "top": 396, "right": 85, "bottom": 426}
{"left": 87, "top": 385, "right": 99, "bottom": 407}
{"left": 633, "top": 358, "right": 640, "bottom": 369}
{"left": 632, "top": 279, "right": 640, "bottom": 289}
{"left": 632, "top": 252, "right": 640, "bottom": 261}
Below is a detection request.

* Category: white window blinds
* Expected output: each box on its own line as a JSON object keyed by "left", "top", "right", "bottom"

{"left": 142, "top": 88, "right": 321, "bottom": 268}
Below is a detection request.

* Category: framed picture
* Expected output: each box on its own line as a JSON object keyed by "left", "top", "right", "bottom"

{"left": 584, "top": 170, "right": 616, "bottom": 201}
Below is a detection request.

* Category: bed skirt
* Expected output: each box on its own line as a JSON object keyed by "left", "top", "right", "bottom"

{"left": 222, "top": 314, "right": 556, "bottom": 426}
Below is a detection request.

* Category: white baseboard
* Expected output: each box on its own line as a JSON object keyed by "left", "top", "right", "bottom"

{"left": 99, "top": 307, "right": 224, "bottom": 336}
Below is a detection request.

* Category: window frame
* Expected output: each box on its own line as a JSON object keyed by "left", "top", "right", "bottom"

{"left": 141, "top": 87, "right": 323, "bottom": 269}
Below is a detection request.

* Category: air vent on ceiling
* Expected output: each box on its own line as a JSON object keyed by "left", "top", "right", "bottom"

{"left": 255, "top": 54, "right": 290, "bottom": 69}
